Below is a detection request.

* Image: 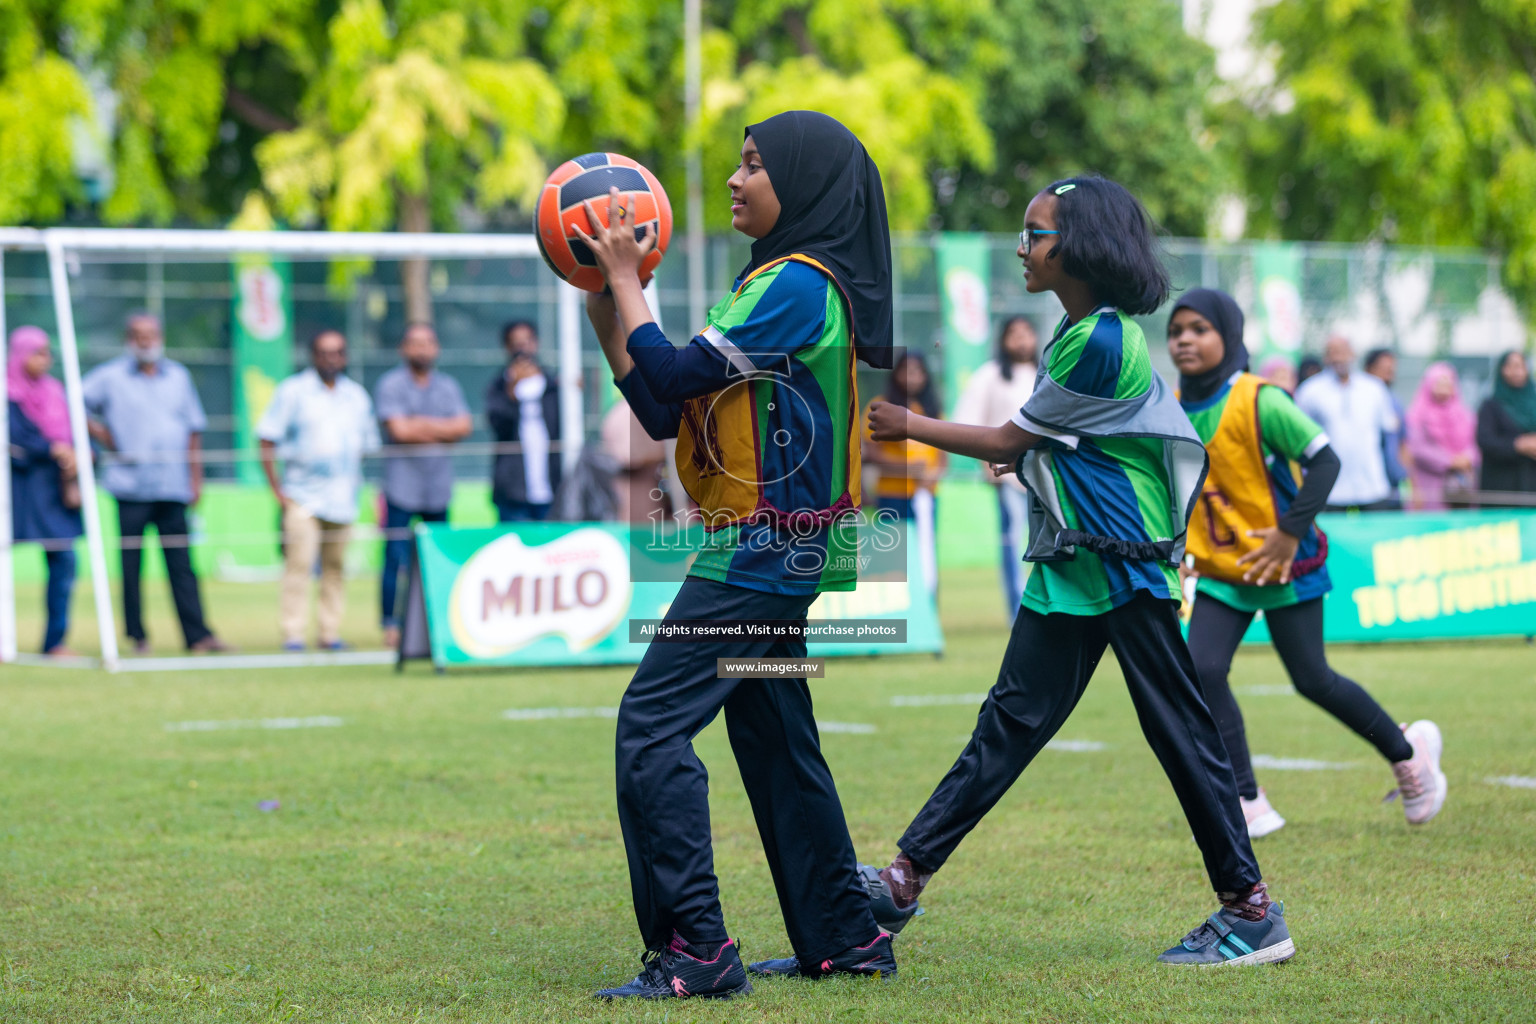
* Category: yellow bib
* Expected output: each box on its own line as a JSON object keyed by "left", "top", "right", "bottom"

{"left": 675, "top": 254, "right": 861, "bottom": 529}
{"left": 1186, "top": 373, "right": 1291, "bottom": 583}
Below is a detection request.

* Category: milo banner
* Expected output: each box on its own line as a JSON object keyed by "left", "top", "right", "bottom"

{"left": 1244, "top": 510, "right": 1536, "bottom": 644}
{"left": 936, "top": 233, "right": 992, "bottom": 416}
{"left": 231, "top": 255, "right": 294, "bottom": 485}
{"left": 401, "top": 522, "right": 944, "bottom": 669}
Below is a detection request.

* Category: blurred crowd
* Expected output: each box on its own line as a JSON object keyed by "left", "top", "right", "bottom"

{"left": 7, "top": 314, "right": 1536, "bottom": 657}
{"left": 1259, "top": 338, "right": 1536, "bottom": 511}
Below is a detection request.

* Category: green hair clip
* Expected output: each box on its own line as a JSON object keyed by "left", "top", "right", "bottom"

{"left": 1053, "top": 183, "right": 1077, "bottom": 195}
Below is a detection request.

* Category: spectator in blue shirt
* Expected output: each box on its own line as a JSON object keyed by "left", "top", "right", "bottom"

{"left": 374, "top": 323, "right": 471, "bottom": 647}
{"left": 83, "top": 314, "right": 230, "bottom": 654}
{"left": 258, "top": 330, "right": 381, "bottom": 651}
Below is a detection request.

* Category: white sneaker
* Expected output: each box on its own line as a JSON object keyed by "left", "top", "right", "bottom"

{"left": 1240, "top": 788, "right": 1286, "bottom": 838}
{"left": 1389, "top": 720, "right": 1447, "bottom": 825}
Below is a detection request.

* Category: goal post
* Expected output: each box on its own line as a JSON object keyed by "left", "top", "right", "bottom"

{"left": 0, "top": 248, "right": 14, "bottom": 663}
{"left": 47, "top": 234, "right": 121, "bottom": 670}
{"left": 0, "top": 227, "right": 583, "bottom": 672}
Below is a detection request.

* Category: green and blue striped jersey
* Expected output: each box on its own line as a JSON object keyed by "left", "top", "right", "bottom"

{"left": 1011, "top": 309, "right": 1181, "bottom": 615}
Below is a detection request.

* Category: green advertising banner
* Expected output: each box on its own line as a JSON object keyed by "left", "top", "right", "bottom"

{"left": 936, "top": 233, "right": 992, "bottom": 417}
{"left": 1243, "top": 510, "right": 1536, "bottom": 644}
{"left": 1250, "top": 241, "right": 1304, "bottom": 363}
{"left": 410, "top": 521, "right": 945, "bottom": 669}
{"left": 231, "top": 255, "right": 294, "bottom": 485}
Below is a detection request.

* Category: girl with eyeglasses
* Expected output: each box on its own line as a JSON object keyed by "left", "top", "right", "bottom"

{"left": 866, "top": 176, "right": 1294, "bottom": 967}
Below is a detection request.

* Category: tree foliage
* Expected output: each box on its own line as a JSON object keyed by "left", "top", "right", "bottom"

{"left": 0, "top": 3, "right": 92, "bottom": 224}
{"left": 0, "top": 0, "right": 1223, "bottom": 247}
{"left": 1227, "top": 0, "right": 1536, "bottom": 301}
{"left": 925, "top": 0, "right": 1225, "bottom": 235}
{"left": 256, "top": 0, "right": 565, "bottom": 235}
{"left": 689, "top": 0, "right": 994, "bottom": 231}
{"left": 0, "top": 0, "right": 310, "bottom": 225}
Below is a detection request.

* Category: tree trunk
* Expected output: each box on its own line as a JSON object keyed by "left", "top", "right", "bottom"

{"left": 398, "top": 189, "right": 433, "bottom": 326}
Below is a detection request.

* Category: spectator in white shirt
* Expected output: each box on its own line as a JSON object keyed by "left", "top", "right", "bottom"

{"left": 951, "top": 315, "right": 1039, "bottom": 613}
{"left": 257, "top": 330, "right": 381, "bottom": 651}
{"left": 1295, "top": 335, "right": 1402, "bottom": 511}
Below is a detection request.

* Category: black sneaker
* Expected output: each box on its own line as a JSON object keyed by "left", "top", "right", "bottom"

{"left": 595, "top": 934, "right": 752, "bottom": 1000}
{"left": 747, "top": 931, "right": 897, "bottom": 979}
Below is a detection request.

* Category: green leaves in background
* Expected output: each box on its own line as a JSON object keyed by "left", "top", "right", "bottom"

{"left": 0, "top": 0, "right": 1220, "bottom": 239}
{"left": 255, "top": 0, "right": 565, "bottom": 235}
{"left": 13, "top": 0, "right": 1536, "bottom": 302}
{"left": 1226, "top": 0, "right": 1536, "bottom": 306}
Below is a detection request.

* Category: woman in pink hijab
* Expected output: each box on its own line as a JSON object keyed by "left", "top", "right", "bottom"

{"left": 8, "top": 326, "right": 83, "bottom": 654}
{"left": 8, "top": 327, "right": 73, "bottom": 441}
{"left": 1404, "top": 362, "right": 1480, "bottom": 510}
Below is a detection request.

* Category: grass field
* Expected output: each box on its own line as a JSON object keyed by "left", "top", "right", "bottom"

{"left": 2, "top": 566, "right": 1534, "bottom": 1022}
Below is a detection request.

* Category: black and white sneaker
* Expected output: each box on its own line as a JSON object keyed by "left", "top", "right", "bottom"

{"left": 747, "top": 931, "right": 897, "bottom": 979}
{"left": 595, "top": 934, "right": 752, "bottom": 1000}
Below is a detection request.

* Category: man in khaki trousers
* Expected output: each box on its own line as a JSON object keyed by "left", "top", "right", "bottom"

{"left": 257, "top": 331, "right": 381, "bottom": 651}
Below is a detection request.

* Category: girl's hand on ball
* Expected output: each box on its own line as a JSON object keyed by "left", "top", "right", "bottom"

{"left": 867, "top": 401, "right": 909, "bottom": 442}
{"left": 578, "top": 187, "right": 657, "bottom": 283}
{"left": 1236, "top": 526, "right": 1299, "bottom": 586}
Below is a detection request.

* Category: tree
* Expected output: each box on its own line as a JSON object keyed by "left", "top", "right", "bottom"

{"left": 255, "top": 0, "right": 565, "bottom": 322}
{"left": 518, "top": 0, "right": 994, "bottom": 233}
{"left": 925, "top": 0, "right": 1225, "bottom": 235}
{"left": 1, "top": 0, "right": 1218, "bottom": 260}
{"left": 0, "top": 10, "right": 91, "bottom": 224}
{"left": 1225, "top": 0, "right": 1536, "bottom": 307}
{"left": 686, "top": 1, "right": 994, "bottom": 231}
{"left": 0, "top": 0, "right": 305, "bottom": 225}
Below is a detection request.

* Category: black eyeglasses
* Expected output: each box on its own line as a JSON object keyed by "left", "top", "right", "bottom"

{"left": 1018, "top": 229, "right": 1060, "bottom": 256}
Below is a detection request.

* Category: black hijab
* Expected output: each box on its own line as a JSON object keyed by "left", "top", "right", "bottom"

{"left": 741, "top": 111, "right": 894, "bottom": 368}
{"left": 1171, "top": 288, "right": 1248, "bottom": 403}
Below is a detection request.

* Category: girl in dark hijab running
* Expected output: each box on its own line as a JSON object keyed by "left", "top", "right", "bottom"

{"left": 1168, "top": 288, "right": 1445, "bottom": 839}
{"left": 579, "top": 110, "right": 896, "bottom": 1000}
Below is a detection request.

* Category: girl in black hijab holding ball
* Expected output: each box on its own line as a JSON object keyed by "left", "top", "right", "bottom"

{"left": 578, "top": 111, "right": 897, "bottom": 1000}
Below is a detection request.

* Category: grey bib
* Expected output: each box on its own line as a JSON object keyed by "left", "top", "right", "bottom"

{"left": 1015, "top": 369, "right": 1208, "bottom": 566}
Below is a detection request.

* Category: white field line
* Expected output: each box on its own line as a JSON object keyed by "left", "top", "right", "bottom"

{"left": 503, "top": 706, "right": 619, "bottom": 721}
{"left": 1235, "top": 684, "right": 1295, "bottom": 697}
{"left": 125, "top": 651, "right": 396, "bottom": 672}
{"left": 1250, "top": 754, "right": 1357, "bottom": 771}
{"left": 1485, "top": 775, "right": 1536, "bottom": 790}
{"left": 499, "top": 706, "right": 876, "bottom": 735}
{"left": 949, "top": 736, "right": 1107, "bottom": 752}
{"left": 165, "top": 716, "right": 345, "bottom": 733}
{"left": 14, "top": 650, "right": 396, "bottom": 672}
{"left": 891, "top": 694, "right": 988, "bottom": 707}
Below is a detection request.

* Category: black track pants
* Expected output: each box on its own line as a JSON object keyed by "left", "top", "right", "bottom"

{"left": 614, "top": 577, "right": 879, "bottom": 962}
{"left": 899, "top": 592, "right": 1262, "bottom": 895}
{"left": 1187, "top": 593, "right": 1413, "bottom": 800}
